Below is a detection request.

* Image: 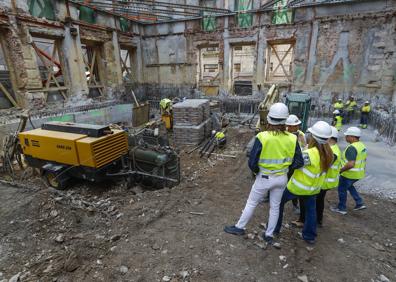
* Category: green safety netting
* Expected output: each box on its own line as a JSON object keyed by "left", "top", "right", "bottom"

{"left": 79, "top": 6, "right": 96, "bottom": 24}
{"left": 272, "top": 0, "right": 294, "bottom": 25}
{"left": 235, "top": 0, "right": 252, "bottom": 28}
{"left": 202, "top": 12, "right": 216, "bottom": 32}
{"left": 28, "top": 0, "right": 56, "bottom": 20}
{"left": 120, "top": 17, "right": 130, "bottom": 32}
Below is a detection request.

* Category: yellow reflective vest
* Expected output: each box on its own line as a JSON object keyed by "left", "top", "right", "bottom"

{"left": 346, "top": 100, "right": 357, "bottom": 111}
{"left": 287, "top": 147, "right": 325, "bottom": 196}
{"left": 215, "top": 132, "right": 225, "bottom": 140}
{"left": 256, "top": 131, "right": 297, "bottom": 176}
{"left": 361, "top": 105, "right": 371, "bottom": 113}
{"left": 334, "top": 102, "right": 344, "bottom": 110}
{"left": 341, "top": 141, "right": 367, "bottom": 180}
{"left": 335, "top": 115, "right": 343, "bottom": 130}
{"left": 324, "top": 144, "right": 341, "bottom": 190}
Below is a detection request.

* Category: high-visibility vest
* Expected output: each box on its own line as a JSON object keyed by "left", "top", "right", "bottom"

{"left": 324, "top": 144, "right": 341, "bottom": 190}
{"left": 287, "top": 147, "right": 325, "bottom": 196}
{"left": 215, "top": 132, "right": 225, "bottom": 140}
{"left": 341, "top": 141, "right": 367, "bottom": 180}
{"left": 256, "top": 131, "right": 297, "bottom": 175}
{"left": 335, "top": 115, "right": 343, "bottom": 130}
{"left": 297, "top": 130, "right": 306, "bottom": 148}
{"left": 334, "top": 102, "right": 344, "bottom": 110}
{"left": 346, "top": 101, "right": 357, "bottom": 111}
{"left": 160, "top": 98, "right": 172, "bottom": 112}
{"left": 361, "top": 105, "right": 371, "bottom": 113}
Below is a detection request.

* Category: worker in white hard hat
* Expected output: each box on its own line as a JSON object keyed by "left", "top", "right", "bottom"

{"left": 286, "top": 115, "right": 306, "bottom": 148}
{"left": 332, "top": 110, "right": 343, "bottom": 131}
{"left": 345, "top": 96, "right": 357, "bottom": 123}
{"left": 293, "top": 126, "right": 341, "bottom": 228}
{"left": 285, "top": 114, "right": 306, "bottom": 215}
{"left": 331, "top": 127, "right": 367, "bottom": 215}
{"left": 360, "top": 101, "right": 371, "bottom": 129}
{"left": 333, "top": 98, "right": 344, "bottom": 113}
{"left": 224, "top": 103, "right": 304, "bottom": 245}
{"left": 275, "top": 121, "right": 334, "bottom": 244}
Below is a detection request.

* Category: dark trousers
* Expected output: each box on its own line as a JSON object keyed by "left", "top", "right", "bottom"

{"left": 360, "top": 112, "right": 369, "bottom": 128}
{"left": 274, "top": 189, "right": 317, "bottom": 241}
{"left": 299, "top": 190, "right": 327, "bottom": 224}
{"left": 345, "top": 110, "right": 354, "bottom": 123}
{"left": 337, "top": 176, "right": 364, "bottom": 211}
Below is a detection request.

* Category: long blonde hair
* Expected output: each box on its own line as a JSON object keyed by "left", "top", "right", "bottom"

{"left": 308, "top": 138, "right": 333, "bottom": 172}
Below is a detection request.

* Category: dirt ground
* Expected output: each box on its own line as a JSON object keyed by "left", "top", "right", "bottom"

{"left": 0, "top": 128, "right": 395, "bottom": 282}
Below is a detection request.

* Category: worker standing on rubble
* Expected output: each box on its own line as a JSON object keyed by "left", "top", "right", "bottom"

{"left": 360, "top": 101, "right": 371, "bottom": 129}
{"left": 224, "top": 103, "right": 303, "bottom": 244}
{"left": 332, "top": 110, "right": 343, "bottom": 131}
{"left": 274, "top": 121, "right": 333, "bottom": 244}
{"left": 292, "top": 126, "right": 341, "bottom": 228}
{"left": 331, "top": 127, "right": 367, "bottom": 215}
{"left": 345, "top": 97, "right": 357, "bottom": 123}
{"left": 286, "top": 114, "right": 306, "bottom": 215}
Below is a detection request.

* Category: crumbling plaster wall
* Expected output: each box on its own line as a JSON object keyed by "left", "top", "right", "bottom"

{"left": 0, "top": 0, "right": 139, "bottom": 108}
{"left": 139, "top": 1, "right": 396, "bottom": 109}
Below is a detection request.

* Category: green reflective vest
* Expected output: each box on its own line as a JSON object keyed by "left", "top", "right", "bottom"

{"left": 341, "top": 141, "right": 367, "bottom": 180}
{"left": 324, "top": 144, "right": 341, "bottom": 190}
{"left": 334, "top": 102, "right": 344, "bottom": 110}
{"left": 287, "top": 147, "right": 325, "bottom": 196}
{"left": 256, "top": 131, "right": 297, "bottom": 175}
{"left": 335, "top": 115, "right": 343, "bottom": 130}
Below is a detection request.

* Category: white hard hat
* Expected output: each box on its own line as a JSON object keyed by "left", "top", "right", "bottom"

{"left": 344, "top": 126, "right": 361, "bottom": 137}
{"left": 211, "top": 130, "right": 216, "bottom": 135}
{"left": 308, "top": 121, "right": 332, "bottom": 141}
{"left": 337, "top": 98, "right": 342, "bottom": 101}
{"left": 365, "top": 101, "right": 370, "bottom": 104}
{"left": 330, "top": 126, "right": 338, "bottom": 139}
{"left": 333, "top": 110, "right": 340, "bottom": 115}
{"left": 285, "top": 114, "right": 301, "bottom": 126}
{"left": 267, "top": 103, "right": 289, "bottom": 125}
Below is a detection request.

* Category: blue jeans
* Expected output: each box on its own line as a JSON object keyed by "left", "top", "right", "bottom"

{"left": 274, "top": 189, "right": 317, "bottom": 241}
{"left": 337, "top": 176, "right": 364, "bottom": 211}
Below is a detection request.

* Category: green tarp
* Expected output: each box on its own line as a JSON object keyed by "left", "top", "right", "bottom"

{"left": 120, "top": 17, "right": 130, "bottom": 32}
{"left": 235, "top": 0, "right": 252, "bottom": 28}
{"left": 272, "top": 0, "right": 294, "bottom": 25}
{"left": 28, "top": 0, "right": 56, "bottom": 20}
{"left": 79, "top": 6, "right": 96, "bottom": 24}
{"left": 202, "top": 12, "right": 216, "bottom": 32}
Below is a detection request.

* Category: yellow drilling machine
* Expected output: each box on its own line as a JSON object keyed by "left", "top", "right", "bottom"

{"left": 18, "top": 121, "right": 180, "bottom": 189}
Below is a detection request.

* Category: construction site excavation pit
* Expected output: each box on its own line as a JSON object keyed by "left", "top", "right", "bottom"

{"left": 1, "top": 0, "right": 396, "bottom": 281}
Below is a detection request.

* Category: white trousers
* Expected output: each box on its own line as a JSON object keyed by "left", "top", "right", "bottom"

{"left": 236, "top": 173, "right": 287, "bottom": 237}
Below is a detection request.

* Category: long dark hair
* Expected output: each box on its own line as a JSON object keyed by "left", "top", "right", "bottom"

{"left": 265, "top": 124, "right": 287, "bottom": 135}
{"left": 308, "top": 138, "right": 333, "bottom": 172}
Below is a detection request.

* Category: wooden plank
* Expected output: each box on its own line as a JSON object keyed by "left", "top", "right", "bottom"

{"left": 0, "top": 82, "right": 18, "bottom": 107}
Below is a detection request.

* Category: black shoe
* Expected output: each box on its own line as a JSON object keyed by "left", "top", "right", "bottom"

{"left": 224, "top": 225, "right": 245, "bottom": 235}
{"left": 353, "top": 204, "right": 367, "bottom": 211}
{"left": 262, "top": 234, "right": 274, "bottom": 245}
